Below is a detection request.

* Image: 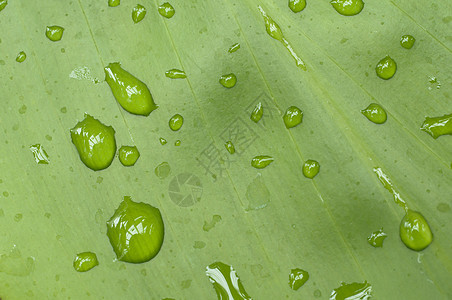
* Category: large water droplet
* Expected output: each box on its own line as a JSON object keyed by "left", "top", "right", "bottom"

{"left": 30, "top": 144, "right": 50, "bottom": 164}
{"left": 169, "top": 114, "right": 184, "bottom": 131}
{"left": 400, "top": 210, "right": 433, "bottom": 251}
{"left": 106, "top": 196, "right": 164, "bottom": 263}
{"left": 420, "top": 113, "right": 452, "bottom": 139}
{"left": 302, "top": 159, "right": 320, "bottom": 179}
{"left": 158, "top": 2, "right": 175, "bottom": 19}
{"left": 400, "top": 34, "right": 415, "bottom": 49}
{"left": 46, "top": 25, "right": 64, "bottom": 42}
{"left": 219, "top": 73, "right": 237, "bottom": 88}
{"left": 330, "top": 0, "right": 364, "bottom": 16}
{"left": 367, "top": 228, "right": 387, "bottom": 248}
{"left": 283, "top": 106, "right": 303, "bottom": 128}
{"left": 70, "top": 114, "right": 116, "bottom": 171}
{"left": 289, "top": 268, "right": 309, "bottom": 290}
{"left": 289, "top": 0, "right": 306, "bottom": 13}
{"left": 73, "top": 252, "right": 99, "bottom": 272}
{"left": 330, "top": 281, "right": 372, "bottom": 300}
{"left": 250, "top": 102, "right": 263, "bottom": 123}
{"left": 375, "top": 56, "right": 397, "bottom": 80}
{"left": 104, "top": 62, "right": 158, "bottom": 116}
{"left": 361, "top": 103, "right": 387, "bottom": 124}
{"left": 118, "top": 145, "right": 140, "bottom": 166}
{"left": 251, "top": 155, "right": 274, "bottom": 169}
{"left": 132, "top": 4, "right": 146, "bottom": 23}
{"left": 205, "top": 262, "right": 251, "bottom": 300}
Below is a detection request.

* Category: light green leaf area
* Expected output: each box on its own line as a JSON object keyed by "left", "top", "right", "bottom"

{"left": 0, "top": 0, "right": 451, "bottom": 299}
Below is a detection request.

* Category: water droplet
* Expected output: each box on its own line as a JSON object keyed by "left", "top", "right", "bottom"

{"left": 245, "top": 174, "right": 270, "bottom": 211}
{"left": 427, "top": 76, "right": 441, "bottom": 90}
{"left": 258, "top": 6, "right": 306, "bottom": 70}
{"left": 45, "top": 25, "right": 64, "bottom": 42}
{"left": 158, "top": 2, "right": 175, "bottom": 18}
{"left": 228, "top": 43, "right": 240, "bottom": 53}
{"left": 283, "top": 106, "right": 303, "bottom": 128}
{"left": 104, "top": 62, "right": 158, "bottom": 116}
{"left": 106, "top": 196, "right": 164, "bottom": 263}
{"left": 16, "top": 51, "right": 26, "bottom": 63}
{"left": 289, "top": 0, "right": 306, "bottom": 13}
{"left": 361, "top": 103, "right": 387, "bottom": 124}
{"left": 118, "top": 146, "right": 140, "bottom": 166}
{"left": 69, "top": 66, "right": 99, "bottom": 84}
{"left": 206, "top": 262, "right": 251, "bottom": 300}
{"left": 165, "top": 69, "right": 186, "bottom": 79}
{"left": 219, "top": 73, "right": 237, "bottom": 88}
{"left": 169, "top": 114, "right": 184, "bottom": 131}
{"left": 400, "top": 210, "right": 433, "bottom": 251}
{"left": 159, "top": 137, "right": 168, "bottom": 145}
{"left": 14, "top": 213, "right": 23, "bottom": 222}
{"left": 132, "top": 5, "right": 146, "bottom": 23}
{"left": 30, "top": 144, "right": 50, "bottom": 164}
{"left": 330, "top": 0, "right": 364, "bottom": 16}
{"left": 203, "top": 215, "right": 222, "bottom": 232}
{"left": 420, "top": 113, "right": 452, "bottom": 139}
{"left": 302, "top": 159, "right": 320, "bottom": 179}
{"left": 224, "top": 141, "right": 235, "bottom": 154}
{"left": 174, "top": 140, "right": 181, "bottom": 146}
{"left": 60, "top": 106, "right": 67, "bottom": 113}
{"left": 314, "top": 289, "right": 322, "bottom": 297}
{"left": 73, "top": 252, "right": 99, "bottom": 272}
{"left": 250, "top": 102, "right": 263, "bottom": 123}
{"left": 155, "top": 162, "right": 171, "bottom": 179}
{"left": 0, "top": 0, "right": 8, "bottom": 12}
{"left": 330, "top": 282, "right": 372, "bottom": 299}
{"left": 18, "top": 105, "right": 27, "bottom": 114}
{"left": 70, "top": 114, "right": 116, "bottom": 171}
{"left": 0, "top": 245, "right": 35, "bottom": 276}
{"left": 108, "top": 0, "right": 120, "bottom": 7}
{"left": 400, "top": 34, "right": 415, "bottom": 49}
{"left": 437, "top": 202, "right": 450, "bottom": 213}
{"left": 96, "top": 176, "right": 103, "bottom": 184}
{"left": 375, "top": 56, "right": 397, "bottom": 80}
{"left": 373, "top": 167, "right": 408, "bottom": 210}
{"left": 289, "top": 268, "right": 309, "bottom": 290}
{"left": 45, "top": 135, "right": 52, "bottom": 141}
{"left": 193, "top": 241, "right": 206, "bottom": 249}
{"left": 367, "top": 228, "right": 387, "bottom": 247}
{"left": 251, "top": 155, "right": 274, "bottom": 169}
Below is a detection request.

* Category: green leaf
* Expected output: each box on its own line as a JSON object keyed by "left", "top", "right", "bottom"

{"left": 0, "top": 0, "right": 451, "bottom": 299}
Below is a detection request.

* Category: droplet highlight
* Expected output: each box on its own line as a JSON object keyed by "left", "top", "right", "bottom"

{"left": 224, "top": 141, "right": 235, "bottom": 154}
{"left": 375, "top": 56, "right": 397, "bottom": 80}
{"left": 367, "top": 228, "right": 387, "bottom": 248}
{"left": 16, "top": 51, "right": 26, "bottom": 63}
{"left": 400, "top": 210, "right": 433, "bottom": 251}
{"left": 251, "top": 155, "right": 274, "bottom": 169}
{"left": 104, "top": 62, "right": 158, "bottom": 116}
{"left": 169, "top": 114, "right": 184, "bottom": 131}
{"left": 118, "top": 145, "right": 140, "bottom": 166}
{"left": 361, "top": 103, "right": 387, "bottom": 124}
{"left": 283, "top": 106, "right": 303, "bottom": 128}
{"left": 30, "top": 144, "right": 50, "bottom": 164}
{"left": 158, "top": 2, "right": 175, "bottom": 19}
{"left": 330, "top": 281, "right": 372, "bottom": 299}
{"left": 302, "top": 159, "right": 320, "bottom": 179}
{"left": 420, "top": 113, "right": 452, "bottom": 139}
{"left": 330, "top": 0, "right": 364, "bottom": 16}
{"left": 132, "top": 5, "right": 146, "bottom": 23}
{"left": 250, "top": 102, "right": 263, "bottom": 123}
{"left": 219, "top": 73, "right": 237, "bottom": 88}
{"left": 165, "top": 69, "right": 186, "bottom": 79}
{"left": 400, "top": 34, "right": 415, "bottom": 49}
{"left": 206, "top": 262, "right": 251, "bottom": 300}
{"left": 106, "top": 196, "right": 164, "bottom": 263}
{"left": 70, "top": 114, "right": 116, "bottom": 171}
{"left": 289, "top": 0, "right": 306, "bottom": 13}
{"left": 289, "top": 268, "right": 309, "bottom": 290}
{"left": 73, "top": 252, "right": 99, "bottom": 272}
{"left": 45, "top": 25, "right": 64, "bottom": 42}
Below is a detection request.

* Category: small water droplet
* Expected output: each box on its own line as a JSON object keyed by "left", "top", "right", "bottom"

{"left": 60, "top": 107, "right": 67, "bottom": 113}
{"left": 174, "top": 140, "right": 181, "bottom": 146}
{"left": 159, "top": 137, "right": 167, "bottom": 145}
{"left": 437, "top": 203, "right": 450, "bottom": 213}
{"left": 46, "top": 25, "right": 65, "bottom": 42}
{"left": 203, "top": 215, "right": 222, "bottom": 232}
{"left": 250, "top": 102, "right": 263, "bottom": 123}
{"left": 106, "top": 196, "right": 164, "bottom": 263}
{"left": 367, "top": 228, "right": 387, "bottom": 247}
{"left": 108, "top": 0, "right": 120, "bottom": 7}
{"left": 330, "top": 0, "right": 364, "bottom": 16}
{"left": 18, "top": 105, "right": 27, "bottom": 114}
{"left": 165, "top": 69, "right": 186, "bottom": 79}
{"left": 251, "top": 155, "right": 274, "bottom": 169}
{"left": 14, "top": 213, "right": 23, "bottom": 222}
{"left": 420, "top": 113, "right": 452, "bottom": 139}
{"left": 283, "top": 106, "right": 303, "bottom": 128}
{"left": 193, "top": 241, "right": 206, "bottom": 249}
{"left": 289, "top": 268, "right": 309, "bottom": 290}
{"left": 219, "top": 73, "right": 237, "bottom": 88}
{"left": 361, "top": 103, "right": 387, "bottom": 124}
{"left": 118, "top": 145, "right": 140, "bottom": 166}
{"left": 330, "top": 281, "right": 372, "bottom": 300}
{"left": 169, "top": 114, "right": 184, "bottom": 131}
{"left": 224, "top": 141, "right": 235, "bottom": 154}
{"left": 16, "top": 51, "right": 26, "bottom": 63}
{"left": 132, "top": 5, "right": 146, "bottom": 23}
{"left": 228, "top": 43, "right": 240, "bottom": 53}
{"left": 375, "top": 56, "right": 397, "bottom": 80}
{"left": 155, "top": 162, "right": 171, "bottom": 179}
{"left": 73, "top": 252, "right": 98, "bottom": 272}
{"left": 158, "top": 2, "right": 175, "bottom": 18}
{"left": 289, "top": 0, "right": 306, "bottom": 13}
{"left": 30, "top": 144, "right": 50, "bottom": 164}
{"left": 302, "top": 159, "right": 320, "bottom": 179}
{"left": 400, "top": 210, "right": 433, "bottom": 251}
{"left": 206, "top": 262, "right": 251, "bottom": 300}
{"left": 400, "top": 34, "right": 415, "bottom": 49}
